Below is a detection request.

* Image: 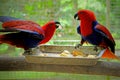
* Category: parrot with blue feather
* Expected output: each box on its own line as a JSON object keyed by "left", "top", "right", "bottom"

{"left": 0, "top": 16, "right": 61, "bottom": 54}
{"left": 74, "top": 10, "right": 118, "bottom": 59}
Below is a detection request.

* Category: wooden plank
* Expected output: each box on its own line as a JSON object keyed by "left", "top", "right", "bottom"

{"left": 0, "top": 56, "right": 120, "bottom": 77}
{"left": 106, "top": 0, "right": 111, "bottom": 28}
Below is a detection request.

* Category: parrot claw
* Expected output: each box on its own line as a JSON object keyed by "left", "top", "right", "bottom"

{"left": 23, "top": 49, "right": 33, "bottom": 55}
{"left": 23, "top": 47, "right": 43, "bottom": 55}
{"left": 75, "top": 44, "right": 82, "bottom": 49}
{"left": 93, "top": 46, "right": 98, "bottom": 52}
{"left": 31, "top": 46, "right": 43, "bottom": 55}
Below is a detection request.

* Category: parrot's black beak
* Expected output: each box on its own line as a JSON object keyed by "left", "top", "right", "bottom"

{"left": 74, "top": 13, "right": 80, "bottom": 20}
{"left": 55, "top": 21, "right": 61, "bottom": 28}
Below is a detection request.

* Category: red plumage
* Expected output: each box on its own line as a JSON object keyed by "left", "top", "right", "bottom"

{"left": 40, "top": 21, "right": 57, "bottom": 44}
{"left": 2, "top": 20, "right": 44, "bottom": 35}
{"left": 95, "top": 24, "right": 115, "bottom": 43}
{"left": 74, "top": 10, "right": 118, "bottom": 59}
{"left": 0, "top": 20, "right": 45, "bottom": 50}
{"left": 0, "top": 16, "right": 60, "bottom": 53}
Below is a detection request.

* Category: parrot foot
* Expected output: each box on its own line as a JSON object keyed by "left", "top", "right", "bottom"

{"left": 23, "top": 49, "right": 33, "bottom": 55}
{"left": 75, "top": 44, "right": 82, "bottom": 49}
{"left": 93, "top": 46, "right": 98, "bottom": 52}
{"left": 31, "top": 46, "right": 43, "bottom": 55}
{"left": 23, "top": 46, "right": 43, "bottom": 55}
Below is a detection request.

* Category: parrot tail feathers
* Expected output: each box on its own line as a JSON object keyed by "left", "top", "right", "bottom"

{"left": 101, "top": 48, "right": 120, "bottom": 60}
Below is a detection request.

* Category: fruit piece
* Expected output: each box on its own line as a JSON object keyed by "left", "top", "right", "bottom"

{"left": 39, "top": 53, "right": 47, "bottom": 56}
{"left": 60, "top": 50, "right": 71, "bottom": 57}
{"left": 87, "top": 55, "right": 96, "bottom": 58}
{"left": 72, "top": 50, "right": 86, "bottom": 57}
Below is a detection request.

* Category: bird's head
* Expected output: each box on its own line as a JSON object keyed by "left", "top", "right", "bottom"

{"left": 40, "top": 21, "right": 61, "bottom": 44}
{"left": 55, "top": 21, "right": 61, "bottom": 29}
{"left": 74, "top": 9, "right": 96, "bottom": 21}
{"left": 43, "top": 21, "right": 61, "bottom": 29}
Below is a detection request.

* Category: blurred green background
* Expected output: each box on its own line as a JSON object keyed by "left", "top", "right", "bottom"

{"left": 0, "top": 0, "right": 120, "bottom": 79}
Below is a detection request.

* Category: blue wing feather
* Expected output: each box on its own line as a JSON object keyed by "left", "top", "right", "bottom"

{"left": 0, "top": 28, "right": 44, "bottom": 49}
{"left": 0, "top": 16, "right": 20, "bottom": 22}
{"left": 0, "top": 16, "right": 45, "bottom": 49}
{"left": 94, "top": 24, "right": 115, "bottom": 53}
{"left": 77, "top": 25, "right": 81, "bottom": 34}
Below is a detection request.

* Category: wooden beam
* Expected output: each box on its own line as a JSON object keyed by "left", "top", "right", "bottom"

{"left": 0, "top": 56, "right": 120, "bottom": 77}
{"left": 106, "top": 0, "right": 111, "bottom": 28}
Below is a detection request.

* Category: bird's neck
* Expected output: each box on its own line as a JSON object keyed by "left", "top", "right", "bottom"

{"left": 80, "top": 20, "right": 98, "bottom": 37}
{"left": 40, "top": 26, "right": 56, "bottom": 44}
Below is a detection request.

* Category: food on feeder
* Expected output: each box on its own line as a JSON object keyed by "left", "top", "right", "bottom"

{"left": 60, "top": 50, "right": 71, "bottom": 57}
{"left": 87, "top": 55, "right": 96, "bottom": 58}
{"left": 38, "top": 49, "right": 96, "bottom": 58}
{"left": 72, "top": 50, "right": 87, "bottom": 57}
{"left": 60, "top": 49, "right": 89, "bottom": 57}
{"left": 60, "top": 53, "right": 68, "bottom": 57}
{"left": 39, "top": 53, "right": 47, "bottom": 56}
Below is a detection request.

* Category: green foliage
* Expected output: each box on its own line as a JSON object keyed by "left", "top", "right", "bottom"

{"left": 0, "top": 0, "right": 120, "bottom": 79}
{"left": 0, "top": 0, "right": 120, "bottom": 55}
{"left": 0, "top": 71, "right": 120, "bottom": 80}
{"left": 0, "top": 44, "right": 8, "bottom": 54}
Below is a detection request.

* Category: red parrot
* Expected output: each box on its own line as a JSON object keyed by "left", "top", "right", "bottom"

{"left": 74, "top": 9, "right": 118, "bottom": 59}
{"left": 0, "top": 16, "right": 61, "bottom": 54}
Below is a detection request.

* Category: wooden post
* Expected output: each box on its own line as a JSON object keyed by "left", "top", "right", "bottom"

{"left": 0, "top": 56, "right": 120, "bottom": 77}
{"left": 106, "top": 0, "right": 111, "bottom": 28}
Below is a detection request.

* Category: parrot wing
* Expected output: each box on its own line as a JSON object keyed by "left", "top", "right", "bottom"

{"left": 94, "top": 24, "right": 115, "bottom": 53}
{"left": 0, "top": 16, "right": 20, "bottom": 22}
{"left": 94, "top": 24, "right": 115, "bottom": 46}
{"left": 77, "top": 25, "right": 81, "bottom": 34}
{"left": 0, "top": 25, "right": 45, "bottom": 49}
{"left": 1, "top": 23, "right": 44, "bottom": 36}
{"left": 0, "top": 16, "right": 44, "bottom": 35}
{"left": 93, "top": 24, "right": 119, "bottom": 59}
{"left": 0, "top": 16, "right": 45, "bottom": 49}
{"left": 0, "top": 28, "right": 43, "bottom": 39}
{"left": 94, "top": 24, "right": 115, "bottom": 43}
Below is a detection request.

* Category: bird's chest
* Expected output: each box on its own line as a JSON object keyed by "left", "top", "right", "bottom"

{"left": 81, "top": 26, "right": 93, "bottom": 37}
{"left": 80, "top": 23, "right": 93, "bottom": 36}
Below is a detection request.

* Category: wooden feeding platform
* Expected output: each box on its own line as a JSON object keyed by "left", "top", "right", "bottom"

{"left": 0, "top": 45, "right": 120, "bottom": 77}
{"left": 25, "top": 45, "right": 104, "bottom": 66}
